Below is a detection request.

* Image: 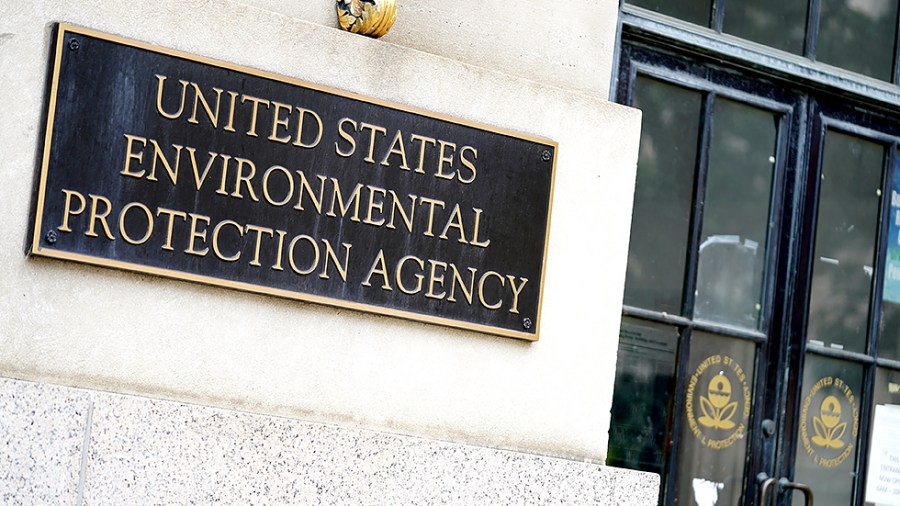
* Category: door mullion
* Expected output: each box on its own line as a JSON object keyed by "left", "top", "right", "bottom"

{"left": 777, "top": 99, "right": 825, "bottom": 490}
{"left": 661, "top": 91, "right": 716, "bottom": 506}
{"left": 682, "top": 92, "right": 715, "bottom": 318}
{"left": 854, "top": 143, "right": 898, "bottom": 505}
{"left": 745, "top": 100, "right": 806, "bottom": 506}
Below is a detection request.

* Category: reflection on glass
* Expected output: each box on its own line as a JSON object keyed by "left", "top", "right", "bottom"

{"left": 793, "top": 355, "right": 862, "bottom": 506}
{"left": 807, "top": 130, "right": 884, "bottom": 353}
{"left": 626, "top": 0, "right": 712, "bottom": 26}
{"left": 675, "top": 332, "right": 756, "bottom": 506}
{"left": 694, "top": 99, "right": 777, "bottom": 330}
{"left": 866, "top": 368, "right": 900, "bottom": 506}
{"left": 623, "top": 76, "right": 702, "bottom": 315}
{"left": 817, "top": 0, "right": 899, "bottom": 81}
{"left": 608, "top": 318, "right": 679, "bottom": 474}
{"left": 724, "top": 0, "right": 809, "bottom": 54}
{"left": 871, "top": 367, "right": 900, "bottom": 410}
{"left": 880, "top": 150, "right": 900, "bottom": 361}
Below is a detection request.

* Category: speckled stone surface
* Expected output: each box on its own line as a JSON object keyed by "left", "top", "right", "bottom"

{"left": 610, "top": 467, "right": 663, "bottom": 506}
{"left": 1, "top": 378, "right": 660, "bottom": 504}
{"left": 85, "top": 389, "right": 659, "bottom": 505}
{"left": 0, "top": 378, "right": 91, "bottom": 505}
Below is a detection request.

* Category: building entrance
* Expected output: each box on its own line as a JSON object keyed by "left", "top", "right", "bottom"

{"left": 609, "top": 34, "right": 900, "bottom": 506}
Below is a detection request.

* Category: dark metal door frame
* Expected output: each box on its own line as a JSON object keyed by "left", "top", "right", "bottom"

{"left": 614, "top": 26, "right": 900, "bottom": 505}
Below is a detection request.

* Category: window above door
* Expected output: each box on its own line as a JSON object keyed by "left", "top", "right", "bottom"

{"left": 625, "top": 0, "right": 900, "bottom": 83}
{"left": 617, "top": 1, "right": 900, "bottom": 109}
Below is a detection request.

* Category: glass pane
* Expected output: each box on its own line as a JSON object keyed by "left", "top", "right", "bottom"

{"left": 793, "top": 355, "right": 862, "bottom": 506}
{"left": 807, "top": 130, "right": 884, "bottom": 354}
{"left": 871, "top": 367, "right": 900, "bottom": 410}
{"left": 724, "top": 0, "right": 809, "bottom": 54}
{"left": 817, "top": 0, "right": 899, "bottom": 81}
{"left": 881, "top": 152, "right": 900, "bottom": 361}
{"left": 626, "top": 0, "right": 712, "bottom": 27}
{"left": 608, "top": 318, "right": 679, "bottom": 474}
{"left": 694, "top": 99, "right": 777, "bottom": 330}
{"left": 675, "top": 332, "right": 756, "bottom": 506}
{"left": 623, "top": 76, "right": 703, "bottom": 315}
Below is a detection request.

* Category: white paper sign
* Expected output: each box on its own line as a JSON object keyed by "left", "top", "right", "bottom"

{"left": 865, "top": 404, "right": 900, "bottom": 505}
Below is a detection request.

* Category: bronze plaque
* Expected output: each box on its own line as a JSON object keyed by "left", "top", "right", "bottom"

{"left": 29, "top": 24, "right": 557, "bottom": 340}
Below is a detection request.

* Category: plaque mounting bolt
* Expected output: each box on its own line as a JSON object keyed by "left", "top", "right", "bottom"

{"left": 522, "top": 317, "right": 533, "bottom": 330}
{"left": 68, "top": 38, "right": 79, "bottom": 51}
{"left": 541, "top": 150, "right": 552, "bottom": 162}
{"left": 336, "top": 0, "right": 396, "bottom": 38}
{"left": 45, "top": 230, "right": 58, "bottom": 245}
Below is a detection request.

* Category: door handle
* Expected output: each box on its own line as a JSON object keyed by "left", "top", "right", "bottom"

{"left": 757, "top": 474, "right": 814, "bottom": 506}
{"left": 758, "top": 474, "right": 777, "bottom": 506}
{"left": 777, "top": 478, "right": 814, "bottom": 506}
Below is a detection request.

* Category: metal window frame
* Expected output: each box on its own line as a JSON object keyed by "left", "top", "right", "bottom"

{"left": 615, "top": 40, "right": 803, "bottom": 505}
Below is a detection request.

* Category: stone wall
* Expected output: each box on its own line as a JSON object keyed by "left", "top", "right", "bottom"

{"left": 1, "top": 378, "right": 658, "bottom": 504}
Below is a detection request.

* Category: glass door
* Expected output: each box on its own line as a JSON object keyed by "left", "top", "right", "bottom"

{"left": 609, "top": 38, "right": 900, "bottom": 506}
{"left": 608, "top": 40, "right": 803, "bottom": 506}
{"left": 775, "top": 100, "right": 900, "bottom": 506}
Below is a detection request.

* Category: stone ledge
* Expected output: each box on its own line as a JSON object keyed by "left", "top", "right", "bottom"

{"left": 0, "top": 376, "right": 659, "bottom": 504}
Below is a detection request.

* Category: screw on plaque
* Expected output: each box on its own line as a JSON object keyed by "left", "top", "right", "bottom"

{"left": 522, "top": 317, "right": 533, "bottom": 330}
{"left": 541, "top": 150, "right": 552, "bottom": 162}
{"left": 45, "top": 230, "right": 58, "bottom": 245}
{"left": 68, "top": 38, "right": 79, "bottom": 51}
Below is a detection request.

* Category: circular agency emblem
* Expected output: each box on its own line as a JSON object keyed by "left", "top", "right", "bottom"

{"left": 799, "top": 376, "right": 859, "bottom": 468}
{"left": 686, "top": 354, "right": 751, "bottom": 450}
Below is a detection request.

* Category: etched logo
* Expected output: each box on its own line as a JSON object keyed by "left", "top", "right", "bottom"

{"left": 811, "top": 395, "right": 846, "bottom": 449}
{"left": 686, "top": 354, "right": 751, "bottom": 450}
{"left": 698, "top": 374, "right": 738, "bottom": 430}
{"left": 800, "top": 376, "right": 859, "bottom": 468}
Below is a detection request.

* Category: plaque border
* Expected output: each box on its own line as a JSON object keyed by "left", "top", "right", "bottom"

{"left": 29, "top": 23, "right": 558, "bottom": 341}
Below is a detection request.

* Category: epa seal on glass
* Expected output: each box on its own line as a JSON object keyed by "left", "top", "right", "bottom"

{"left": 686, "top": 354, "right": 752, "bottom": 450}
{"left": 799, "top": 376, "right": 859, "bottom": 468}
